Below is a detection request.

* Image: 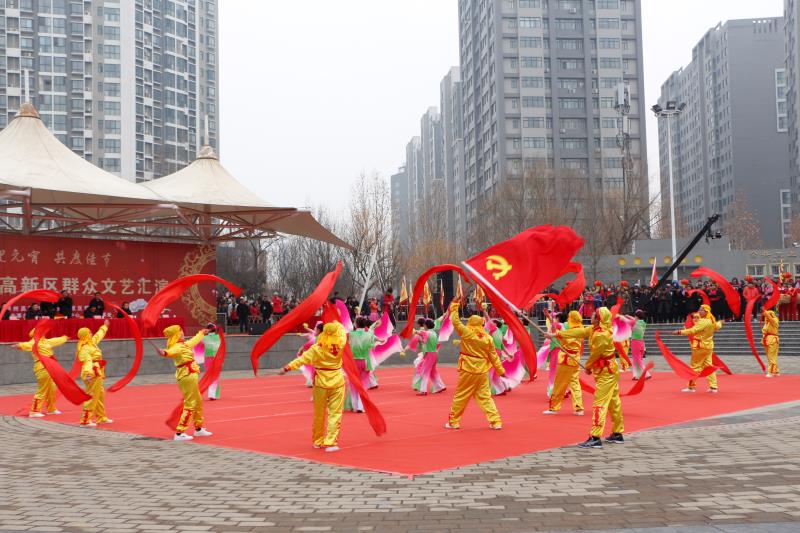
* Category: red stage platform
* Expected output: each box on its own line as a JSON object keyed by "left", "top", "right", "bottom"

{"left": 1, "top": 367, "right": 797, "bottom": 476}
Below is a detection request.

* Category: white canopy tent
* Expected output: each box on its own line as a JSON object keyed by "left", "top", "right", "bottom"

{"left": 0, "top": 104, "right": 350, "bottom": 248}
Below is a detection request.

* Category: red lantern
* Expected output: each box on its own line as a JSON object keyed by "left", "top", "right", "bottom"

{"left": 620, "top": 280, "right": 629, "bottom": 288}
{"left": 744, "top": 275, "right": 753, "bottom": 283}
{"left": 680, "top": 279, "right": 690, "bottom": 286}
{"left": 594, "top": 280, "right": 602, "bottom": 288}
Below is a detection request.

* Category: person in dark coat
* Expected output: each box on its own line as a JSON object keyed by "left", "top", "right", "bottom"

{"left": 235, "top": 298, "right": 250, "bottom": 333}
{"left": 57, "top": 290, "right": 73, "bottom": 318}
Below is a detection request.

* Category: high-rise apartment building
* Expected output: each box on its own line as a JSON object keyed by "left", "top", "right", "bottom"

{"left": 0, "top": 0, "right": 218, "bottom": 182}
{"left": 658, "top": 18, "right": 790, "bottom": 248}
{"left": 457, "top": 0, "right": 648, "bottom": 237}
{"left": 390, "top": 166, "right": 410, "bottom": 247}
{"left": 441, "top": 66, "right": 466, "bottom": 247}
{"left": 786, "top": 0, "right": 800, "bottom": 224}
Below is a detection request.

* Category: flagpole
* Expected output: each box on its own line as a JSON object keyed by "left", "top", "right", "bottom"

{"left": 461, "top": 262, "right": 522, "bottom": 314}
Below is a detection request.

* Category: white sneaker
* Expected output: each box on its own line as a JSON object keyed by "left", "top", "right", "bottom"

{"left": 766, "top": 373, "right": 774, "bottom": 378}
{"left": 444, "top": 422, "right": 460, "bottom": 429}
{"left": 489, "top": 424, "right": 503, "bottom": 430}
{"left": 97, "top": 419, "right": 113, "bottom": 425}
{"left": 708, "top": 388, "right": 718, "bottom": 394}
{"left": 194, "top": 428, "right": 213, "bottom": 437}
{"left": 542, "top": 410, "right": 558, "bottom": 415}
{"left": 681, "top": 388, "right": 696, "bottom": 393}
{"left": 28, "top": 412, "right": 45, "bottom": 418}
{"left": 46, "top": 410, "right": 62, "bottom": 415}
{"left": 574, "top": 410, "right": 585, "bottom": 416}
{"left": 324, "top": 446, "right": 340, "bottom": 453}
{"left": 80, "top": 422, "right": 97, "bottom": 428}
{"left": 173, "top": 433, "right": 194, "bottom": 441}
{"left": 313, "top": 444, "right": 322, "bottom": 449}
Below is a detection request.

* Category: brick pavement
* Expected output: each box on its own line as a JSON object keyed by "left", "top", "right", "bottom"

{"left": 1, "top": 358, "right": 799, "bottom": 532}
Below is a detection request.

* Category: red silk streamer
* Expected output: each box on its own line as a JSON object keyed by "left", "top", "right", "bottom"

{"left": 687, "top": 289, "right": 710, "bottom": 307}
{"left": 32, "top": 321, "right": 92, "bottom": 405}
{"left": 165, "top": 328, "right": 227, "bottom": 429}
{"left": 0, "top": 289, "right": 60, "bottom": 321}
{"left": 250, "top": 262, "right": 342, "bottom": 375}
{"left": 400, "top": 264, "right": 468, "bottom": 339}
{"left": 322, "top": 301, "right": 386, "bottom": 436}
{"left": 690, "top": 267, "right": 741, "bottom": 318}
{"left": 742, "top": 297, "right": 767, "bottom": 372}
{"left": 141, "top": 274, "right": 242, "bottom": 331}
{"left": 613, "top": 341, "right": 632, "bottom": 368}
{"left": 654, "top": 331, "right": 717, "bottom": 380}
{"left": 555, "top": 262, "right": 585, "bottom": 309}
{"left": 578, "top": 361, "right": 654, "bottom": 397}
{"left": 610, "top": 298, "right": 623, "bottom": 318}
{"left": 712, "top": 353, "right": 733, "bottom": 375}
{"left": 106, "top": 303, "right": 144, "bottom": 393}
{"left": 763, "top": 278, "right": 780, "bottom": 311}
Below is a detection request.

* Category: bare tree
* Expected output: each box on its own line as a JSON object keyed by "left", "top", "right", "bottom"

{"left": 217, "top": 238, "right": 275, "bottom": 296}
{"left": 724, "top": 192, "right": 763, "bottom": 250}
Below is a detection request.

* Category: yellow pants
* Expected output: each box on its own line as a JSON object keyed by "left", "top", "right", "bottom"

{"left": 765, "top": 342, "right": 780, "bottom": 375}
{"left": 687, "top": 347, "right": 717, "bottom": 390}
{"left": 80, "top": 377, "right": 107, "bottom": 424}
{"left": 448, "top": 371, "right": 502, "bottom": 428}
{"left": 176, "top": 373, "right": 204, "bottom": 433}
{"left": 312, "top": 384, "right": 345, "bottom": 447}
{"left": 590, "top": 368, "right": 624, "bottom": 438}
{"left": 31, "top": 367, "right": 57, "bottom": 413}
{"left": 549, "top": 363, "right": 583, "bottom": 412}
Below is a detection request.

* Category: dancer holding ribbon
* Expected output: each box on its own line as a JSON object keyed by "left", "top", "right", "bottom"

{"left": 762, "top": 309, "right": 780, "bottom": 377}
{"left": 77, "top": 320, "right": 112, "bottom": 427}
{"left": 13, "top": 329, "right": 68, "bottom": 418}
{"left": 673, "top": 304, "right": 722, "bottom": 393}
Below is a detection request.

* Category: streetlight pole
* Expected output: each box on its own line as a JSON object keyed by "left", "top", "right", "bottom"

{"left": 652, "top": 101, "right": 686, "bottom": 282}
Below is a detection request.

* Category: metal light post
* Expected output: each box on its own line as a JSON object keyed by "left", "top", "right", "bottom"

{"left": 652, "top": 101, "right": 686, "bottom": 281}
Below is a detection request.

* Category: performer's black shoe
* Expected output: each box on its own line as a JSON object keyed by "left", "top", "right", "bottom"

{"left": 578, "top": 436, "right": 602, "bottom": 449}
{"left": 605, "top": 433, "right": 625, "bottom": 444}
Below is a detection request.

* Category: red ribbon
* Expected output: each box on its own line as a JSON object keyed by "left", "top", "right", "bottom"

{"left": 578, "top": 361, "right": 654, "bottom": 397}
{"left": 106, "top": 303, "right": 144, "bottom": 393}
{"left": 554, "top": 262, "right": 585, "bottom": 309}
{"left": 165, "top": 328, "right": 227, "bottom": 429}
{"left": 32, "top": 321, "right": 92, "bottom": 405}
{"left": 0, "top": 289, "right": 60, "bottom": 321}
{"left": 141, "top": 274, "right": 242, "bottom": 331}
{"left": 654, "top": 331, "right": 718, "bottom": 380}
{"left": 742, "top": 297, "right": 767, "bottom": 372}
{"left": 690, "top": 266, "right": 741, "bottom": 318}
{"left": 711, "top": 353, "right": 733, "bottom": 375}
{"left": 687, "top": 289, "right": 710, "bottom": 307}
{"left": 250, "top": 262, "right": 342, "bottom": 375}
{"left": 763, "top": 278, "right": 780, "bottom": 311}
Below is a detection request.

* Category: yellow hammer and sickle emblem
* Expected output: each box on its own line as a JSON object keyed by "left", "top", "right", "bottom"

{"left": 486, "top": 255, "right": 512, "bottom": 281}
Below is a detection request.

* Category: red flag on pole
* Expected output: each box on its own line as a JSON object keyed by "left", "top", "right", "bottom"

{"left": 461, "top": 225, "right": 584, "bottom": 310}
{"left": 650, "top": 258, "right": 658, "bottom": 287}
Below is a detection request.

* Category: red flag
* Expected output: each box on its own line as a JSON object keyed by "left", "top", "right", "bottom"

{"left": 166, "top": 327, "right": 226, "bottom": 429}
{"left": 554, "top": 262, "right": 585, "bottom": 310}
{"left": 32, "top": 321, "right": 92, "bottom": 405}
{"left": 690, "top": 266, "right": 741, "bottom": 318}
{"left": 462, "top": 226, "right": 584, "bottom": 310}
{"left": 763, "top": 278, "right": 780, "bottom": 310}
{"left": 323, "top": 302, "right": 386, "bottom": 436}
{"left": 250, "top": 262, "right": 342, "bottom": 375}
{"left": 0, "top": 289, "right": 60, "bottom": 321}
{"left": 106, "top": 303, "right": 144, "bottom": 393}
{"left": 141, "top": 274, "right": 242, "bottom": 331}
{"left": 650, "top": 258, "right": 658, "bottom": 287}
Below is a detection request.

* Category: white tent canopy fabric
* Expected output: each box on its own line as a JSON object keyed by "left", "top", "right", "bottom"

{"left": 0, "top": 104, "right": 350, "bottom": 248}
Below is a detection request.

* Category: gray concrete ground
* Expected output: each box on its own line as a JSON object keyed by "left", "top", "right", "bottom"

{"left": 1, "top": 358, "right": 799, "bottom": 533}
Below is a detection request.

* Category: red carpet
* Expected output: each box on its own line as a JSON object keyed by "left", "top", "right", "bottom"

{"left": 1, "top": 367, "right": 798, "bottom": 476}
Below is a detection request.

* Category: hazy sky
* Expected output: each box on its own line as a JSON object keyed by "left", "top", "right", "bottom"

{"left": 218, "top": 0, "right": 784, "bottom": 212}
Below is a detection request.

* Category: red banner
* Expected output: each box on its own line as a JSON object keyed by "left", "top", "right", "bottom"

{"left": 0, "top": 235, "right": 217, "bottom": 327}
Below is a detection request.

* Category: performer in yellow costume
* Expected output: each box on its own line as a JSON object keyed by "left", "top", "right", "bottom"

{"left": 674, "top": 304, "right": 721, "bottom": 393}
{"left": 77, "top": 320, "right": 112, "bottom": 427}
{"left": 445, "top": 300, "right": 505, "bottom": 430}
{"left": 160, "top": 325, "right": 213, "bottom": 441}
{"left": 280, "top": 321, "right": 347, "bottom": 452}
{"left": 551, "top": 307, "right": 624, "bottom": 448}
{"left": 14, "top": 329, "right": 68, "bottom": 418}
{"left": 543, "top": 310, "right": 584, "bottom": 416}
{"left": 762, "top": 309, "right": 780, "bottom": 377}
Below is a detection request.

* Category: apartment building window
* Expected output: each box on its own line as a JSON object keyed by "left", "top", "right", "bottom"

{"left": 103, "top": 44, "right": 120, "bottom": 59}
{"left": 601, "top": 118, "right": 621, "bottom": 128}
{"left": 104, "top": 82, "right": 121, "bottom": 97}
{"left": 600, "top": 97, "right": 615, "bottom": 108}
{"left": 103, "top": 101, "right": 121, "bottom": 115}
{"left": 104, "top": 7, "right": 120, "bottom": 22}
{"left": 520, "top": 37, "right": 542, "bottom": 48}
{"left": 560, "top": 59, "right": 584, "bottom": 70}
{"left": 522, "top": 76, "right": 544, "bottom": 88}
{"left": 560, "top": 98, "right": 585, "bottom": 110}
{"left": 561, "top": 118, "right": 586, "bottom": 130}
{"left": 604, "top": 157, "right": 623, "bottom": 168}
{"left": 557, "top": 39, "right": 583, "bottom": 50}
{"left": 561, "top": 158, "right": 588, "bottom": 170}
{"left": 519, "top": 17, "right": 542, "bottom": 28}
{"left": 558, "top": 0, "right": 581, "bottom": 12}
{"left": 104, "top": 26, "right": 120, "bottom": 39}
{"left": 521, "top": 56, "right": 543, "bottom": 68}
{"left": 559, "top": 78, "right": 584, "bottom": 89}
{"left": 598, "top": 38, "right": 620, "bottom": 49}
{"left": 555, "top": 19, "right": 582, "bottom": 31}
{"left": 522, "top": 96, "right": 545, "bottom": 108}
{"left": 598, "top": 18, "right": 620, "bottom": 29}
{"left": 561, "top": 138, "right": 587, "bottom": 150}
{"left": 104, "top": 120, "right": 121, "bottom": 134}
{"left": 776, "top": 68, "right": 788, "bottom": 133}
{"left": 524, "top": 117, "right": 546, "bottom": 128}
{"left": 520, "top": 0, "right": 541, "bottom": 7}
{"left": 597, "top": 0, "right": 619, "bottom": 8}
